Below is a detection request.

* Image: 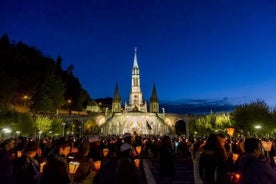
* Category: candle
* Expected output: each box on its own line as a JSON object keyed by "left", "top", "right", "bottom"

{"left": 135, "top": 146, "right": 142, "bottom": 154}
{"left": 233, "top": 153, "right": 239, "bottom": 163}
{"left": 40, "top": 162, "right": 46, "bottom": 173}
{"left": 69, "top": 161, "right": 80, "bottom": 174}
{"left": 134, "top": 159, "right": 140, "bottom": 168}
{"left": 226, "top": 128, "right": 235, "bottom": 137}
{"left": 103, "top": 148, "right": 109, "bottom": 157}
{"left": 93, "top": 161, "right": 101, "bottom": 171}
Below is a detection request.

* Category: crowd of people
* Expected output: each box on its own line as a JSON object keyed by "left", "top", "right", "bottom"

{"left": 0, "top": 132, "right": 176, "bottom": 184}
{"left": 1, "top": 131, "right": 276, "bottom": 184}
{"left": 190, "top": 133, "right": 276, "bottom": 184}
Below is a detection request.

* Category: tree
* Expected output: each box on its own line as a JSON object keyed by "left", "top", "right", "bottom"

{"left": 231, "top": 100, "right": 272, "bottom": 137}
{"left": 35, "top": 115, "right": 52, "bottom": 137}
{"left": 31, "top": 74, "right": 65, "bottom": 112}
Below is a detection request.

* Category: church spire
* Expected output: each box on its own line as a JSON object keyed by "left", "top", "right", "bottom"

{"left": 133, "top": 47, "right": 139, "bottom": 68}
{"left": 113, "top": 82, "right": 121, "bottom": 102}
{"left": 150, "top": 83, "right": 159, "bottom": 113}
{"left": 150, "top": 83, "right": 158, "bottom": 102}
{"left": 112, "top": 82, "right": 122, "bottom": 112}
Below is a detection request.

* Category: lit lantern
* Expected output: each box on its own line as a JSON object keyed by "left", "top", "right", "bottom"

{"left": 17, "top": 151, "right": 22, "bottom": 158}
{"left": 233, "top": 153, "right": 239, "bottom": 163}
{"left": 226, "top": 128, "right": 235, "bottom": 137}
{"left": 69, "top": 161, "right": 80, "bottom": 174}
{"left": 135, "top": 146, "right": 142, "bottom": 154}
{"left": 103, "top": 148, "right": 109, "bottom": 157}
{"left": 40, "top": 162, "right": 46, "bottom": 173}
{"left": 93, "top": 161, "right": 101, "bottom": 171}
{"left": 134, "top": 159, "right": 140, "bottom": 168}
{"left": 273, "top": 156, "right": 276, "bottom": 164}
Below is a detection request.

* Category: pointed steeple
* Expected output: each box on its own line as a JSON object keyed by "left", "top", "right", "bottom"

{"left": 150, "top": 83, "right": 158, "bottom": 102}
{"left": 133, "top": 47, "right": 139, "bottom": 68}
{"left": 112, "top": 83, "right": 122, "bottom": 112}
{"left": 150, "top": 83, "right": 159, "bottom": 113}
{"left": 113, "top": 82, "right": 121, "bottom": 102}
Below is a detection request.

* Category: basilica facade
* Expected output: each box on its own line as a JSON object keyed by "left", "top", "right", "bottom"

{"left": 99, "top": 48, "right": 171, "bottom": 135}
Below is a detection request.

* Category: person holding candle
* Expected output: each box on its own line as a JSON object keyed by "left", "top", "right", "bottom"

{"left": 73, "top": 140, "right": 95, "bottom": 184}
{"left": 199, "top": 133, "right": 231, "bottom": 184}
{"left": 237, "top": 138, "right": 276, "bottom": 184}
{"left": 0, "top": 138, "right": 16, "bottom": 184}
{"left": 40, "top": 137, "right": 72, "bottom": 184}
{"left": 115, "top": 141, "right": 138, "bottom": 184}
{"left": 13, "top": 140, "right": 41, "bottom": 184}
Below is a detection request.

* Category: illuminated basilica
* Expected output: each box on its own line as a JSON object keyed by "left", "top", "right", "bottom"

{"left": 100, "top": 48, "right": 171, "bottom": 135}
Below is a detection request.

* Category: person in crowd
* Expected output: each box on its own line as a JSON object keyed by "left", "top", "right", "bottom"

{"left": 0, "top": 138, "right": 15, "bottom": 184}
{"left": 237, "top": 137, "right": 276, "bottom": 184}
{"left": 89, "top": 135, "right": 102, "bottom": 161}
{"left": 116, "top": 140, "right": 138, "bottom": 184}
{"left": 119, "top": 133, "right": 137, "bottom": 158}
{"left": 40, "top": 137, "right": 72, "bottom": 184}
{"left": 159, "top": 135, "right": 175, "bottom": 184}
{"left": 14, "top": 140, "right": 41, "bottom": 184}
{"left": 199, "top": 133, "right": 230, "bottom": 184}
{"left": 190, "top": 139, "right": 205, "bottom": 184}
{"left": 73, "top": 139, "right": 95, "bottom": 184}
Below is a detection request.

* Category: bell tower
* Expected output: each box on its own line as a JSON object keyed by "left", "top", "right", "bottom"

{"left": 125, "top": 48, "right": 147, "bottom": 112}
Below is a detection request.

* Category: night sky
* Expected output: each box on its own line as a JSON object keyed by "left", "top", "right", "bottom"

{"left": 1, "top": 0, "right": 276, "bottom": 107}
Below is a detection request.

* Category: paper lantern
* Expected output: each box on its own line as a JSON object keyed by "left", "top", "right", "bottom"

{"left": 261, "top": 141, "right": 272, "bottom": 152}
{"left": 69, "top": 161, "right": 80, "bottom": 174}
{"left": 17, "top": 151, "right": 22, "bottom": 158}
{"left": 103, "top": 148, "right": 109, "bottom": 157}
{"left": 273, "top": 156, "right": 276, "bottom": 164}
{"left": 226, "top": 128, "right": 235, "bottom": 137}
{"left": 135, "top": 146, "right": 142, "bottom": 154}
{"left": 134, "top": 159, "right": 140, "bottom": 168}
{"left": 93, "top": 161, "right": 101, "bottom": 171}
{"left": 233, "top": 153, "right": 239, "bottom": 162}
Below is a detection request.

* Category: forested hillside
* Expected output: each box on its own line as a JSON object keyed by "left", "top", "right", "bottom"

{"left": 0, "top": 34, "right": 91, "bottom": 113}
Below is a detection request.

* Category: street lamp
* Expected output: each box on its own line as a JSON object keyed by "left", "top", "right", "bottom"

{"left": 62, "top": 122, "right": 66, "bottom": 137}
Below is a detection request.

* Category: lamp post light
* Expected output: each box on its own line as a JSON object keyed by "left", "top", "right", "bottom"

{"left": 254, "top": 125, "right": 262, "bottom": 137}
{"left": 62, "top": 122, "right": 66, "bottom": 137}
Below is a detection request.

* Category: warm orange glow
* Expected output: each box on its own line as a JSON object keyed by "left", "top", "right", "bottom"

{"left": 233, "top": 153, "right": 239, "bottom": 162}
{"left": 93, "top": 161, "right": 101, "bottom": 171}
{"left": 135, "top": 146, "right": 142, "bottom": 154}
{"left": 69, "top": 161, "right": 80, "bottom": 174}
{"left": 103, "top": 148, "right": 109, "bottom": 157}
{"left": 134, "top": 159, "right": 140, "bottom": 168}
{"left": 17, "top": 151, "right": 22, "bottom": 158}
{"left": 226, "top": 128, "right": 235, "bottom": 136}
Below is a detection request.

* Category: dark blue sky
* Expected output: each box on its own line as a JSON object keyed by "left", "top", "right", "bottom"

{"left": 1, "top": 0, "right": 276, "bottom": 107}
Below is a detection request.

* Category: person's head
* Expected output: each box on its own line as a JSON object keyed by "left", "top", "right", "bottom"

{"left": 123, "top": 133, "right": 132, "bottom": 144}
{"left": 78, "top": 140, "right": 90, "bottom": 156}
{"left": 89, "top": 135, "right": 101, "bottom": 146}
{"left": 161, "top": 135, "right": 171, "bottom": 147}
{"left": 23, "top": 141, "right": 39, "bottom": 158}
{"left": 1, "top": 138, "right": 15, "bottom": 151}
{"left": 53, "top": 137, "right": 71, "bottom": 157}
{"left": 217, "top": 133, "right": 226, "bottom": 147}
{"left": 244, "top": 138, "right": 263, "bottom": 158}
{"left": 204, "top": 133, "right": 226, "bottom": 150}
{"left": 120, "top": 142, "right": 132, "bottom": 157}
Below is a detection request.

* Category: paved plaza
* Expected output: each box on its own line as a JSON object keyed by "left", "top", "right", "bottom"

{"left": 98, "top": 156, "right": 194, "bottom": 184}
